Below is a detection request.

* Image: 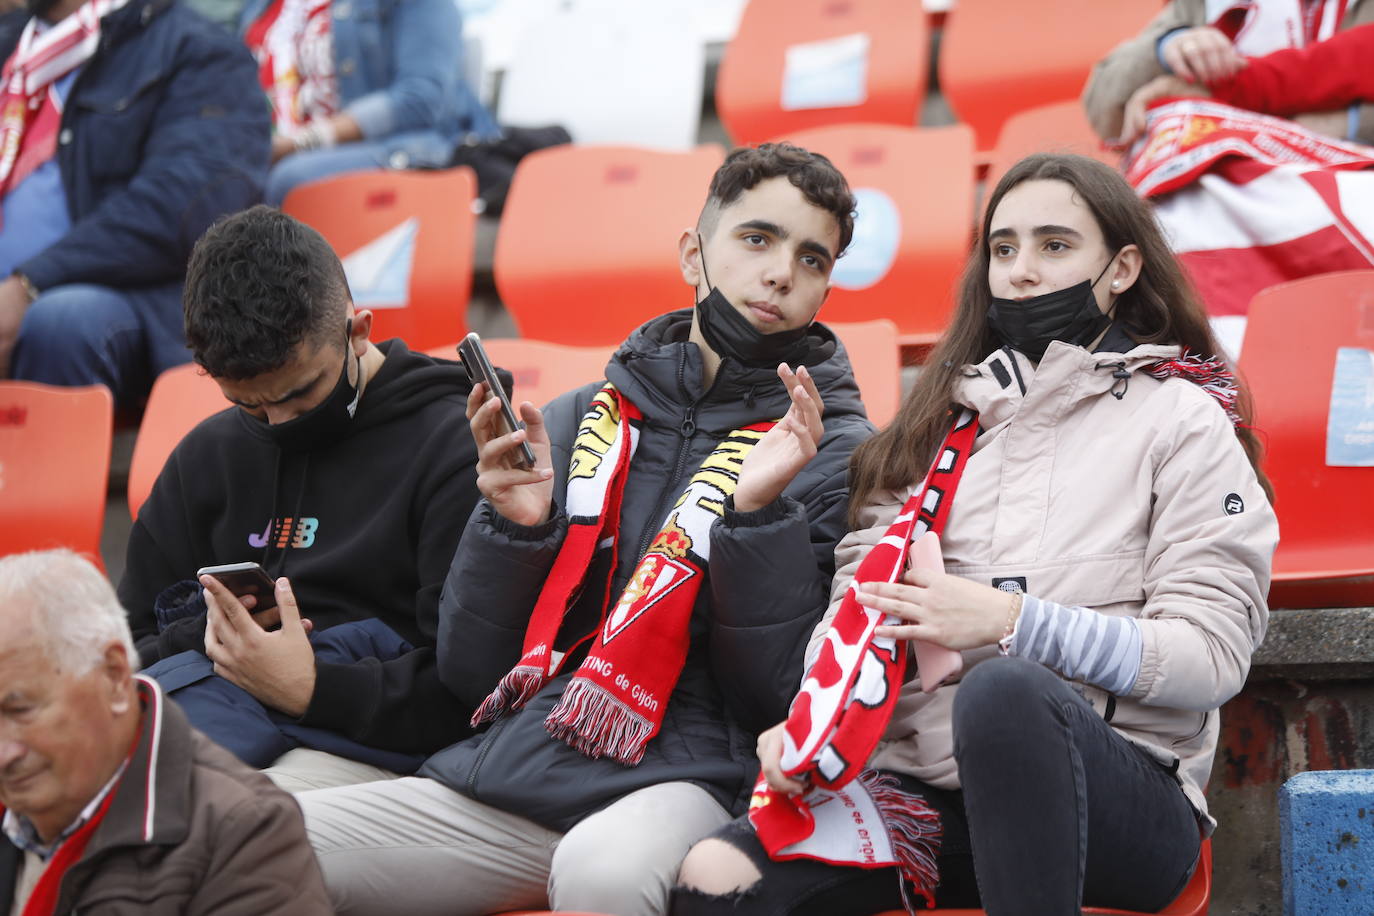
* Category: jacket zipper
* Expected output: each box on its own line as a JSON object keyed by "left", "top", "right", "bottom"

{"left": 465, "top": 717, "right": 508, "bottom": 794}
{"left": 631, "top": 351, "right": 721, "bottom": 563}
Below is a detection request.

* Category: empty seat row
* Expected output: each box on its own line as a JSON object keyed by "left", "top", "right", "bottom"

{"left": 482, "top": 0, "right": 1161, "bottom": 154}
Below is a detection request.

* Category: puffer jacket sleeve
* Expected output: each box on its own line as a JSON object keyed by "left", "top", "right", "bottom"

{"left": 434, "top": 386, "right": 589, "bottom": 709}
{"left": 1130, "top": 384, "right": 1278, "bottom": 712}
{"left": 1080, "top": 0, "right": 1204, "bottom": 141}
{"left": 706, "top": 418, "right": 874, "bottom": 733}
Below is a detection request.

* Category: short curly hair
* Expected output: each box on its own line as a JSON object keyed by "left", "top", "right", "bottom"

{"left": 699, "top": 142, "right": 857, "bottom": 257}
{"left": 183, "top": 205, "right": 350, "bottom": 380}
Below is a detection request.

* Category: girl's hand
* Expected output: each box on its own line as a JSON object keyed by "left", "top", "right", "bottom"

{"left": 864, "top": 567, "right": 1018, "bottom": 651}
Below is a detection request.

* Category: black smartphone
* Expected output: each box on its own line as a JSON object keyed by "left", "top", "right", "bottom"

{"left": 457, "top": 332, "right": 535, "bottom": 469}
{"left": 195, "top": 561, "right": 278, "bottom": 612}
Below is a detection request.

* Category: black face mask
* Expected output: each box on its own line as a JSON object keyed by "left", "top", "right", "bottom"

{"left": 693, "top": 243, "right": 812, "bottom": 370}
{"left": 252, "top": 322, "right": 363, "bottom": 453}
{"left": 985, "top": 256, "right": 1118, "bottom": 363}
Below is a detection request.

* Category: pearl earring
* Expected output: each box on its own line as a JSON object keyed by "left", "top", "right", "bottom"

{"left": 1111, "top": 281, "right": 1120, "bottom": 289}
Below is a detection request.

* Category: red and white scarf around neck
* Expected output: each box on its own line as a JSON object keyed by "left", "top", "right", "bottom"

{"left": 0, "top": 0, "right": 128, "bottom": 201}
{"left": 750, "top": 407, "right": 978, "bottom": 910}
{"left": 472, "top": 383, "right": 776, "bottom": 766}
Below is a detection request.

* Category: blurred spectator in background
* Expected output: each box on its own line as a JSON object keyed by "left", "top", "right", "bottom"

{"left": 244, "top": 0, "right": 498, "bottom": 205}
{"left": 1083, "top": 0, "right": 1374, "bottom": 357}
{"left": 1, "top": 549, "right": 330, "bottom": 915}
{"left": 0, "top": 0, "right": 268, "bottom": 408}
{"left": 1084, "top": 0, "right": 1374, "bottom": 145}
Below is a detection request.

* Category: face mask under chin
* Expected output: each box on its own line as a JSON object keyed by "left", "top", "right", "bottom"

{"left": 254, "top": 327, "right": 362, "bottom": 452}
{"left": 692, "top": 242, "right": 813, "bottom": 370}
{"left": 984, "top": 256, "right": 1118, "bottom": 363}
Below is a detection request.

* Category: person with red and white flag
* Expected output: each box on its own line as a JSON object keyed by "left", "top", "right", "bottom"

{"left": 1084, "top": 0, "right": 1374, "bottom": 357}
{"left": 673, "top": 154, "right": 1277, "bottom": 915}
{"left": 0, "top": 0, "right": 266, "bottom": 404}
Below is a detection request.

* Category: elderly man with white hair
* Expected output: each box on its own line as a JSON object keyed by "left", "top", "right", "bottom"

{"left": 0, "top": 549, "right": 332, "bottom": 916}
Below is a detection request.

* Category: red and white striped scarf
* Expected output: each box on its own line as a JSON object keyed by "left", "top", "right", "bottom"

{"left": 472, "top": 383, "right": 775, "bottom": 766}
{"left": 751, "top": 408, "right": 978, "bottom": 911}
{"left": 1125, "top": 97, "right": 1374, "bottom": 318}
{"left": 0, "top": 0, "right": 129, "bottom": 199}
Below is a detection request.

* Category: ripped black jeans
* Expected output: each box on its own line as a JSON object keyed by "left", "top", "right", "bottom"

{"left": 671, "top": 657, "right": 1202, "bottom": 916}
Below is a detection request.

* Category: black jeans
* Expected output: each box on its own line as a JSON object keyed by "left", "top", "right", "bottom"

{"left": 671, "top": 657, "right": 1201, "bottom": 916}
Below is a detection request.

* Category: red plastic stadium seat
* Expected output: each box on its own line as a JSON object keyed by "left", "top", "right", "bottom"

{"left": 127, "top": 363, "right": 230, "bottom": 520}
{"left": 427, "top": 338, "right": 615, "bottom": 411}
{"left": 770, "top": 123, "right": 976, "bottom": 347}
{"left": 985, "top": 101, "right": 1122, "bottom": 195}
{"left": 0, "top": 382, "right": 113, "bottom": 562}
{"left": 827, "top": 319, "right": 901, "bottom": 428}
{"left": 493, "top": 144, "right": 725, "bottom": 347}
{"left": 1238, "top": 270, "right": 1374, "bottom": 608}
{"left": 283, "top": 167, "right": 478, "bottom": 351}
{"left": 716, "top": 0, "right": 928, "bottom": 146}
{"left": 940, "top": 0, "right": 1161, "bottom": 151}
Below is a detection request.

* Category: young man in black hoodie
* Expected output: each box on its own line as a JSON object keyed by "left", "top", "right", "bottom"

{"left": 118, "top": 205, "right": 487, "bottom": 792}
{"left": 298, "top": 144, "right": 877, "bottom": 916}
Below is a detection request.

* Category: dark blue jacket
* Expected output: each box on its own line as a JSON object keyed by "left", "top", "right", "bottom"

{"left": 0, "top": 0, "right": 269, "bottom": 293}
{"left": 421, "top": 312, "right": 875, "bottom": 832}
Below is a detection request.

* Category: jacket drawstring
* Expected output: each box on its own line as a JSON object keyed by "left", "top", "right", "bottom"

{"left": 1096, "top": 360, "right": 1131, "bottom": 400}
{"left": 260, "top": 449, "right": 284, "bottom": 572}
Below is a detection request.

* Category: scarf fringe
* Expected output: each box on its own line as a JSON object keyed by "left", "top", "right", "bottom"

{"left": 860, "top": 770, "right": 943, "bottom": 912}
{"left": 470, "top": 665, "right": 546, "bottom": 727}
{"left": 544, "top": 678, "right": 653, "bottom": 765}
{"left": 1144, "top": 351, "right": 1243, "bottom": 427}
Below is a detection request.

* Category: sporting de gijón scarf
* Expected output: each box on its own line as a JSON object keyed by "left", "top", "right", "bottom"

{"left": 472, "top": 383, "right": 775, "bottom": 766}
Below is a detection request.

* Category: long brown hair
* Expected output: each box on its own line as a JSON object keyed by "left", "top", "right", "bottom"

{"left": 848, "top": 153, "right": 1270, "bottom": 525}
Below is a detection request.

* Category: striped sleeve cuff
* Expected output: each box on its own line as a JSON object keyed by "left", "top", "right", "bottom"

{"left": 1009, "top": 595, "right": 1142, "bottom": 696}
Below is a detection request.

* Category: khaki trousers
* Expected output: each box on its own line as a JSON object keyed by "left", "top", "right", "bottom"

{"left": 299, "top": 776, "right": 732, "bottom": 916}
{"left": 262, "top": 747, "right": 403, "bottom": 794}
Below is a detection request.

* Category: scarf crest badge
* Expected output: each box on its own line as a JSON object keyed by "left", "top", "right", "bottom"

{"left": 473, "top": 382, "right": 775, "bottom": 766}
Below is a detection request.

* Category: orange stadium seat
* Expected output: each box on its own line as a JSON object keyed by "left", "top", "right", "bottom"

{"left": 1239, "top": 270, "right": 1374, "bottom": 608}
{"left": 127, "top": 363, "right": 230, "bottom": 521}
{"left": 883, "top": 838, "right": 1212, "bottom": 915}
{"left": 770, "top": 123, "right": 976, "bottom": 347}
{"left": 482, "top": 338, "right": 615, "bottom": 410}
{"left": 985, "top": 100, "right": 1122, "bottom": 194}
{"left": 282, "top": 167, "right": 478, "bottom": 351}
{"left": 716, "top": 0, "right": 928, "bottom": 146}
{"left": 493, "top": 144, "right": 725, "bottom": 347}
{"left": 426, "top": 338, "right": 615, "bottom": 410}
{"left": 827, "top": 319, "right": 901, "bottom": 427}
{"left": 940, "top": 0, "right": 1161, "bottom": 152}
{"left": 0, "top": 382, "right": 113, "bottom": 562}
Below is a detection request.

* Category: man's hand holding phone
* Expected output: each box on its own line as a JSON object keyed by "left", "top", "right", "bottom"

{"left": 466, "top": 382, "right": 555, "bottom": 527}
{"left": 201, "top": 573, "right": 317, "bottom": 718}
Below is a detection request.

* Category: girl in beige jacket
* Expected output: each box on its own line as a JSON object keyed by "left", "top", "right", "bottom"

{"left": 672, "top": 154, "right": 1278, "bottom": 916}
